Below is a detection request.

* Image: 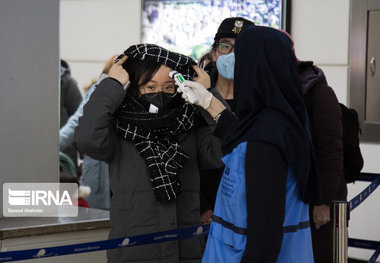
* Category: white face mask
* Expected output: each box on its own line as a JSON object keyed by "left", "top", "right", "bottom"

{"left": 216, "top": 52, "right": 235, "bottom": 80}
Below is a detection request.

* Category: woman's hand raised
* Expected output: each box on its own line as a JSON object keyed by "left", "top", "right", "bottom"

{"left": 192, "top": 65, "right": 211, "bottom": 90}
{"left": 108, "top": 55, "right": 129, "bottom": 87}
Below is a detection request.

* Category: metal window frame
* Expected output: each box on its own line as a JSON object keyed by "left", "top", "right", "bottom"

{"left": 349, "top": 0, "right": 380, "bottom": 142}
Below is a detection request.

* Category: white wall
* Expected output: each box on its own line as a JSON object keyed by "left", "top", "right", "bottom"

{"left": 60, "top": 0, "right": 142, "bottom": 92}
{"left": 292, "top": 0, "right": 380, "bottom": 261}
{"left": 60, "top": 0, "right": 380, "bottom": 260}
{"left": 292, "top": 0, "right": 350, "bottom": 104}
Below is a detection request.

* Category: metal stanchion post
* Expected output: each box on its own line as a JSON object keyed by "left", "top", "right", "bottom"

{"left": 332, "top": 201, "right": 349, "bottom": 263}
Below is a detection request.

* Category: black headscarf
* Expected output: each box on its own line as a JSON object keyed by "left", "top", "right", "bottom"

{"left": 223, "top": 26, "right": 320, "bottom": 204}
{"left": 122, "top": 43, "right": 197, "bottom": 80}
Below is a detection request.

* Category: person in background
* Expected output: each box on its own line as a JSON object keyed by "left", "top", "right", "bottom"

{"left": 198, "top": 51, "right": 212, "bottom": 71}
{"left": 76, "top": 44, "right": 225, "bottom": 263}
{"left": 60, "top": 56, "right": 117, "bottom": 151}
{"left": 59, "top": 151, "right": 77, "bottom": 178}
{"left": 82, "top": 77, "right": 98, "bottom": 94}
{"left": 60, "top": 59, "right": 83, "bottom": 171}
{"left": 60, "top": 172, "right": 91, "bottom": 208}
{"left": 60, "top": 55, "right": 118, "bottom": 210}
{"left": 181, "top": 26, "right": 321, "bottom": 263}
{"left": 287, "top": 33, "right": 346, "bottom": 262}
{"left": 208, "top": 17, "right": 254, "bottom": 111}
{"left": 199, "top": 16, "right": 254, "bottom": 224}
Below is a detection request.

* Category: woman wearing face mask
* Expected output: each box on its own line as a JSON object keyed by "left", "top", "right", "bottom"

{"left": 199, "top": 17, "right": 254, "bottom": 225}
{"left": 75, "top": 44, "right": 226, "bottom": 263}
{"left": 209, "top": 17, "right": 254, "bottom": 111}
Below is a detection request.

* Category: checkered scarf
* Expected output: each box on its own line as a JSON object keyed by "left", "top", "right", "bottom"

{"left": 115, "top": 91, "right": 197, "bottom": 202}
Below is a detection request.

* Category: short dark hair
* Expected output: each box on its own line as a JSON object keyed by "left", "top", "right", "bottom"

{"left": 122, "top": 57, "right": 161, "bottom": 96}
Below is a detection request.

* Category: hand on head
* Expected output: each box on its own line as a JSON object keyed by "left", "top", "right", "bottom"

{"left": 101, "top": 54, "right": 119, "bottom": 75}
{"left": 192, "top": 65, "right": 211, "bottom": 90}
{"left": 108, "top": 55, "right": 129, "bottom": 86}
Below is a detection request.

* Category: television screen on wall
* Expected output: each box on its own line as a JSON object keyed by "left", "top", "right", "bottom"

{"left": 142, "top": 0, "right": 289, "bottom": 60}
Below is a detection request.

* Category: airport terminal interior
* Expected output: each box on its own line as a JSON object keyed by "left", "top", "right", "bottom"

{"left": 0, "top": 0, "right": 379, "bottom": 262}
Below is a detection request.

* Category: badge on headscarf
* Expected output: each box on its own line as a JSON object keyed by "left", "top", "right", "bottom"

{"left": 232, "top": 20, "right": 244, "bottom": 34}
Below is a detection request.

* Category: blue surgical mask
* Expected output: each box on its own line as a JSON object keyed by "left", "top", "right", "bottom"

{"left": 216, "top": 52, "right": 235, "bottom": 80}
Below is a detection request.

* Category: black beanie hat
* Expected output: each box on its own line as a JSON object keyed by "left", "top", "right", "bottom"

{"left": 214, "top": 17, "right": 255, "bottom": 41}
{"left": 122, "top": 44, "right": 197, "bottom": 80}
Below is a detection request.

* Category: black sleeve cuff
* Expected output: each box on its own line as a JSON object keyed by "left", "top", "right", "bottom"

{"left": 213, "top": 110, "right": 237, "bottom": 139}
{"left": 107, "top": 77, "right": 123, "bottom": 87}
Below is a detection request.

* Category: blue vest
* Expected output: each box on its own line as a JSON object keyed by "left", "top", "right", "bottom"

{"left": 202, "top": 142, "right": 314, "bottom": 263}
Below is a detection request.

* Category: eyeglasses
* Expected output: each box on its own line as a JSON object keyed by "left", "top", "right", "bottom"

{"left": 216, "top": 42, "right": 235, "bottom": 54}
{"left": 140, "top": 84, "right": 178, "bottom": 98}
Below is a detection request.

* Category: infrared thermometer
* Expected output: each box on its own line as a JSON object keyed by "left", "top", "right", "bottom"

{"left": 169, "top": 71, "right": 199, "bottom": 104}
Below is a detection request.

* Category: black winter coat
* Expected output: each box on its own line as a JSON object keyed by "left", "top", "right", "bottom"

{"left": 299, "top": 61, "right": 347, "bottom": 203}
{"left": 76, "top": 78, "right": 224, "bottom": 263}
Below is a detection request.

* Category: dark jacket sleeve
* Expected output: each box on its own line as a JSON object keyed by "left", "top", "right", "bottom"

{"left": 309, "top": 81, "right": 346, "bottom": 203}
{"left": 241, "top": 141, "right": 287, "bottom": 263}
{"left": 196, "top": 124, "right": 224, "bottom": 170}
{"left": 198, "top": 90, "right": 232, "bottom": 213}
{"left": 198, "top": 87, "right": 232, "bottom": 129}
{"left": 75, "top": 78, "right": 125, "bottom": 163}
{"left": 213, "top": 110, "right": 238, "bottom": 139}
{"left": 197, "top": 104, "right": 237, "bottom": 169}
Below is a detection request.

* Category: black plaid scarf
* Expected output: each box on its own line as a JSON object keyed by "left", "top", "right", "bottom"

{"left": 123, "top": 43, "right": 197, "bottom": 79}
{"left": 115, "top": 93, "right": 197, "bottom": 202}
